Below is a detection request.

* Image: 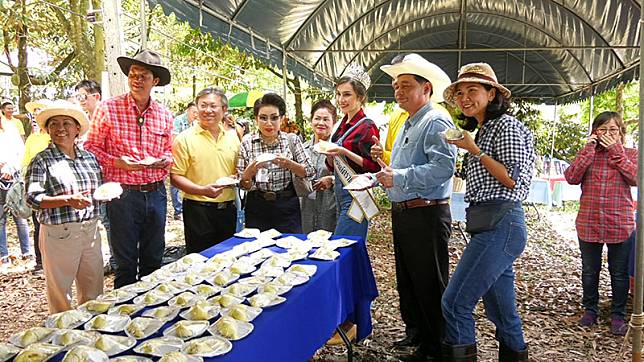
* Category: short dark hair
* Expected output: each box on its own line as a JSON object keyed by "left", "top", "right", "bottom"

{"left": 253, "top": 93, "right": 286, "bottom": 117}
{"left": 310, "top": 99, "right": 337, "bottom": 122}
{"left": 194, "top": 87, "right": 228, "bottom": 107}
{"left": 75, "top": 80, "right": 102, "bottom": 96}
{"left": 592, "top": 111, "right": 626, "bottom": 143}
{"left": 186, "top": 101, "right": 196, "bottom": 109}
{"left": 336, "top": 76, "right": 368, "bottom": 105}
{"left": 1, "top": 101, "right": 13, "bottom": 109}
{"left": 457, "top": 84, "right": 510, "bottom": 131}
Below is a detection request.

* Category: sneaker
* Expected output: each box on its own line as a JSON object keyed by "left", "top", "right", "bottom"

{"left": 611, "top": 317, "right": 628, "bottom": 336}
{"left": 174, "top": 214, "right": 183, "bottom": 221}
{"left": 578, "top": 311, "right": 598, "bottom": 327}
{"left": 21, "top": 254, "right": 35, "bottom": 261}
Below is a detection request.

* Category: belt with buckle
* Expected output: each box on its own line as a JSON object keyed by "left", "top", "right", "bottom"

{"left": 186, "top": 199, "right": 234, "bottom": 210}
{"left": 252, "top": 188, "right": 296, "bottom": 201}
{"left": 121, "top": 180, "right": 163, "bottom": 192}
{"left": 391, "top": 197, "right": 450, "bottom": 212}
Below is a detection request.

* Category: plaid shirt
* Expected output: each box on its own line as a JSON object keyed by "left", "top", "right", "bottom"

{"left": 564, "top": 142, "right": 637, "bottom": 243}
{"left": 84, "top": 93, "right": 173, "bottom": 185}
{"left": 329, "top": 108, "right": 380, "bottom": 173}
{"left": 25, "top": 144, "right": 102, "bottom": 225}
{"left": 465, "top": 114, "right": 535, "bottom": 203}
{"left": 237, "top": 131, "right": 314, "bottom": 192}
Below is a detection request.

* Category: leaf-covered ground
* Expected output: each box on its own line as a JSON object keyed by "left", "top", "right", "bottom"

{"left": 0, "top": 207, "right": 635, "bottom": 361}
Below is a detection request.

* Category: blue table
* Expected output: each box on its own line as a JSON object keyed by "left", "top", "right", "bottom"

{"left": 197, "top": 235, "right": 378, "bottom": 361}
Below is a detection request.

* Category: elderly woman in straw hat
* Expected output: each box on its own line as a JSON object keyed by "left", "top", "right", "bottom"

{"left": 25, "top": 100, "right": 105, "bottom": 313}
{"left": 440, "top": 63, "right": 535, "bottom": 362}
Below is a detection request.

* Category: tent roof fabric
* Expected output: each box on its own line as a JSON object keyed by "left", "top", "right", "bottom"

{"left": 149, "top": 0, "right": 641, "bottom": 104}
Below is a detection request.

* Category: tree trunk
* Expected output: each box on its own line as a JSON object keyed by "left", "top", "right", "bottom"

{"left": 292, "top": 76, "right": 304, "bottom": 132}
{"left": 16, "top": 0, "right": 31, "bottom": 113}
{"left": 92, "top": 0, "right": 105, "bottom": 81}
{"left": 615, "top": 83, "right": 625, "bottom": 117}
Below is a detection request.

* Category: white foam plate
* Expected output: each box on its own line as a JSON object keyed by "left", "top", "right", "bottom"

{"left": 12, "top": 343, "right": 61, "bottom": 361}
{"left": 206, "top": 294, "right": 244, "bottom": 309}
{"left": 45, "top": 309, "right": 92, "bottom": 329}
{"left": 182, "top": 335, "right": 233, "bottom": 357}
{"left": 124, "top": 317, "right": 165, "bottom": 340}
{"left": 222, "top": 283, "right": 257, "bottom": 298}
{"left": 213, "top": 176, "right": 239, "bottom": 187}
{"left": 93, "top": 182, "right": 123, "bottom": 201}
{"left": 208, "top": 270, "right": 240, "bottom": 287}
{"left": 247, "top": 293, "right": 286, "bottom": 308}
{"left": 133, "top": 290, "right": 173, "bottom": 306}
{"left": 9, "top": 327, "right": 56, "bottom": 348}
{"left": 62, "top": 345, "right": 109, "bottom": 362}
{"left": 208, "top": 317, "right": 254, "bottom": 341}
{"left": 141, "top": 306, "right": 181, "bottom": 322}
{"left": 92, "top": 335, "right": 136, "bottom": 357}
{"left": 96, "top": 290, "right": 137, "bottom": 304}
{"left": 190, "top": 284, "right": 222, "bottom": 298}
{"left": 307, "top": 229, "right": 332, "bottom": 242}
{"left": 343, "top": 173, "right": 377, "bottom": 191}
{"left": 0, "top": 342, "right": 20, "bottom": 362}
{"left": 255, "top": 153, "right": 277, "bottom": 164}
{"left": 257, "top": 282, "right": 292, "bottom": 296}
{"left": 49, "top": 329, "right": 100, "bottom": 348}
{"left": 274, "top": 271, "right": 310, "bottom": 286}
{"left": 121, "top": 280, "right": 157, "bottom": 294}
{"left": 168, "top": 292, "right": 205, "bottom": 309}
{"left": 286, "top": 264, "right": 317, "bottom": 277}
{"left": 179, "top": 303, "right": 221, "bottom": 322}
{"left": 220, "top": 304, "right": 262, "bottom": 322}
{"left": 84, "top": 314, "right": 131, "bottom": 333}
{"left": 443, "top": 128, "right": 465, "bottom": 141}
{"left": 133, "top": 336, "right": 184, "bottom": 357}
{"left": 258, "top": 228, "right": 282, "bottom": 239}
{"left": 312, "top": 140, "right": 339, "bottom": 154}
{"left": 109, "top": 356, "right": 153, "bottom": 362}
{"left": 163, "top": 320, "right": 210, "bottom": 341}
{"left": 234, "top": 228, "right": 261, "bottom": 239}
{"left": 309, "top": 248, "right": 341, "bottom": 261}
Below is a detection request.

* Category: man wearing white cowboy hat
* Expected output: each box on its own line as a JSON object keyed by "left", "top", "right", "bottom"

{"left": 25, "top": 100, "right": 104, "bottom": 312}
{"left": 85, "top": 49, "right": 174, "bottom": 288}
{"left": 375, "top": 53, "right": 457, "bottom": 362}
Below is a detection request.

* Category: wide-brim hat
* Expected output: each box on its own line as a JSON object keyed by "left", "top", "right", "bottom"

{"left": 380, "top": 53, "right": 452, "bottom": 103}
{"left": 117, "top": 49, "right": 171, "bottom": 86}
{"left": 36, "top": 100, "right": 90, "bottom": 137}
{"left": 443, "top": 62, "right": 511, "bottom": 105}
{"left": 25, "top": 99, "right": 53, "bottom": 114}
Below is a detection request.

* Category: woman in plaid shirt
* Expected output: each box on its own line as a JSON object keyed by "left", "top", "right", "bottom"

{"left": 441, "top": 63, "right": 535, "bottom": 361}
{"left": 564, "top": 111, "right": 637, "bottom": 335}
{"left": 25, "top": 101, "right": 105, "bottom": 313}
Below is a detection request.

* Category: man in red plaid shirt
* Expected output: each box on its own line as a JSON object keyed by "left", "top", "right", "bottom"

{"left": 85, "top": 50, "right": 174, "bottom": 288}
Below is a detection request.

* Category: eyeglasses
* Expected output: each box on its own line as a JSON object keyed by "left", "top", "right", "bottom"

{"left": 75, "top": 93, "right": 98, "bottom": 101}
{"left": 257, "top": 115, "right": 281, "bottom": 124}
{"left": 595, "top": 128, "right": 620, "bottom": 134}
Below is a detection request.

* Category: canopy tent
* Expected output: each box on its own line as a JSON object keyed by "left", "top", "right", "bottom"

{"left": 148, "top": 0, "right": 640, "bottom": 104}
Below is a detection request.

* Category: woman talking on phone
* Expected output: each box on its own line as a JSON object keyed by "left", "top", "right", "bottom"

{"left": 564, "top": 111, "right": 637, "bottom": 336}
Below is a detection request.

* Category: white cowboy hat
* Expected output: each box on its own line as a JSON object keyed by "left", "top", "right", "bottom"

{"left": 380, "top": 53, "right": 452, "bottom": 103}
{"left": 36, "top": 100, "right": 90, "bottom": 136}
{"left": 25, "top": 99, "right": 53, "bottom": 114}
{"left": 443, "top": 62, "right": 512, "bottom": 105}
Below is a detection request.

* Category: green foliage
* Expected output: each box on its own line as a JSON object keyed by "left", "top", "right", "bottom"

{"left": 579, "top": 81, "right": 640, "bottom": 130}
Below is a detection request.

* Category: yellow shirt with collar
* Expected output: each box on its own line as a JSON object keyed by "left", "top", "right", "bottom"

{"left": 382, "top": 103, "right": 452, "bottom": 164}
{"left": 2, "top": 116, "right": 25, "bottom": 136}
{"left": 22, "top": 132, "right": 51, "bottom": 168}
{"left": 171, "top": 123, "right": 240, "bottom": 202}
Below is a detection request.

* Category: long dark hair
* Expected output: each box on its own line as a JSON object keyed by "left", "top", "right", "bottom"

{"left": 457, "top": 84, "right": 510, "bottom": 131}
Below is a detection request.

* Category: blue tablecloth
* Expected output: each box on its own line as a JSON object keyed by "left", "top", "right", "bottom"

{"left": 450, "top": 192, "right": 468, "bottom": 222}
{"left": 47, "top": 234, "right": 378, "bottom": 361}
{"left": 525, "top": 178, "right": 552, "bottom": 206}
{"left": 199, "top": 234, "right": 379, "bottom": 361}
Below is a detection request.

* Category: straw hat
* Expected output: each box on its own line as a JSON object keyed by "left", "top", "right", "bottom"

{"left": 380, "top": 53, "right": 452, "bottom": 103}
{"left": 36, "top": 100, "right": 89, "bottom": 136}
{"left": 443, "top": 63, "right": 511, "bottom": 105}
{"left": 117, "top": 49, "right": 171, "bottom": 86}
{"left": 25, "top": 99, "right": 53, "bottom": 114}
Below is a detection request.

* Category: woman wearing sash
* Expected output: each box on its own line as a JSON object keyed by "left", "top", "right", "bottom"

{"left": 325, "top": 65, "right": 380, "bottom": 241}
{"left": 238, "top": 93, "right": 315, "bottom": 233}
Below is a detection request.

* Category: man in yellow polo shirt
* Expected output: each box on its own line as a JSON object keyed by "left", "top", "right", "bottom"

{"left": 1, "top": 101, "right": 25, "bottom": 140}
{"left": 171, "top": 87, "right": 240, "bottom": 253}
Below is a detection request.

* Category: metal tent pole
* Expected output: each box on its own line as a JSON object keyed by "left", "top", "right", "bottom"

{"left": 632, "top": 1, "right": 644, "bottom": 359}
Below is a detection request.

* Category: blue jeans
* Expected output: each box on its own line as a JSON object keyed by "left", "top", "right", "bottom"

{"left": 333, "top": 178, "right": 368, "bottom": 241}
{"left": 170, "top": 185, "right": 182, "bottom": 216}
{"left": 442, "top": 203, "right": 527, "bottom": 351}
{"left": 579, "top": 232, "right": 633, "bottom": 319}
{"left": 0, "top": 204, "right": 30, "bottom": 257}
{"left": 108, "top": 184, "right": 167, "bottom": 288}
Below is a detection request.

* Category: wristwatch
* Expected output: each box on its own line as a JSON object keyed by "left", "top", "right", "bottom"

{"left": 471, "top": 150, "right": 487, "bottom": 160}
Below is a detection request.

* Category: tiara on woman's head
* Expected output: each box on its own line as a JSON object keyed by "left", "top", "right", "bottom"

{"left": 342, "top": 64, "right": 371, "bottom": 89}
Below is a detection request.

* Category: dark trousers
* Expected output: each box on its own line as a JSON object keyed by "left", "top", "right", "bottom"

{"left": 183, "top": 199, "right": 236, "bottom": 254}
{"left": 392, "top": 204, "right": 451, "bottom": 357}
{"left": 32, "top": 212, "right": 42, "bottom": 267}
{"left": 245, "top": 192, "right": 302, "bottom": 234}
{"left": 579, "top": 233, "right": 633, "bottom": 318}
{"left": 108, "top": 185, "right": 167, "bottom": 288}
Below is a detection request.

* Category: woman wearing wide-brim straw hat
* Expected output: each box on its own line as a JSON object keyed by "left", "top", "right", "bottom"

{"left": 25, "top": 100, "right": 105, "bottom": 313}
{"left": 440, "top": 63, "right": 535, "bottom": 362}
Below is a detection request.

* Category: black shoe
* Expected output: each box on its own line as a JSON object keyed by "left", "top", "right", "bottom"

{"left": 398, "top": 350, "right": 431, "bottom": 362}
{"left": 394, "top": 334, "right": 421, "bottom": 348}
{"left": 499, "top": 342, "right": 528, "bottom": 362}
{"left": 441, "top": 342, "right": 477, "bottom": 362}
